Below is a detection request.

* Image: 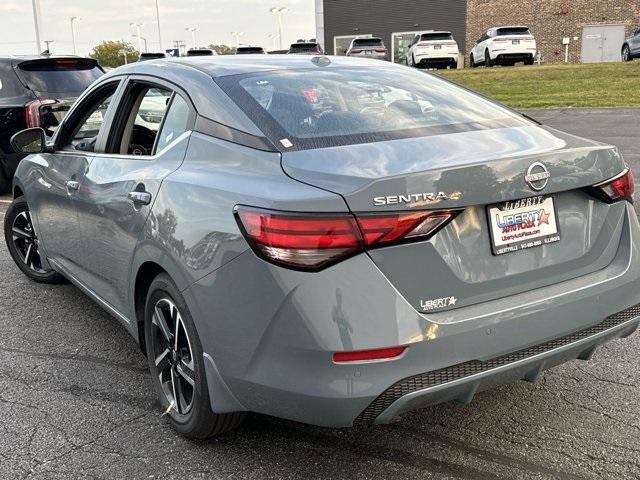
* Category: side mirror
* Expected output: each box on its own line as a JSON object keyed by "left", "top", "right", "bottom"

{"left": 10, "top": 128, "right": 46, "bottom": 154}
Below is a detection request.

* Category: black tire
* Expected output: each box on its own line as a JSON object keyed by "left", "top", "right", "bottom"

{"left": 3, "top": 196, "right": 64, "bottom": 283}
{"left": 144, "top": 273, "right": 245, "bottom": 439}
{"left": 524, "top": 56, "right": 534, "bottom": 65}
{"left": 470, "top": 54, "right": 476, "bottom": 68}
{"left": 485, "top": 49, "right": 493, "bottom": 67}
{"left": 622, "top": 45, "right": 631, "bottom": 62}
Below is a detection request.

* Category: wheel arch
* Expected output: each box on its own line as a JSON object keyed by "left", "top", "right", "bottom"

{"left": 133, "top": 261, "right": 167, "bottom": 355}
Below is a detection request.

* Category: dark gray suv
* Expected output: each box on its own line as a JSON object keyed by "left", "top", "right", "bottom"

{"left": 622, "top": 28, "right": 640, "bottom": 61}
{"left": 5, "top": 56, "right": 640, "bottom": 439}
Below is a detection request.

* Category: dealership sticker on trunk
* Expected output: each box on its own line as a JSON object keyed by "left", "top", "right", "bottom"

{"left": 488, "top": 195, "right": 560, "bottom": 255}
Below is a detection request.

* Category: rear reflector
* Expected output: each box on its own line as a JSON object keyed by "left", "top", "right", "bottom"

{"left": 590, "top": 169, "right": 634, "bottom": 203}
{"left": 235, "top": 206, "right": 459, "bottom": 271}
{"left": 333, "top": 346, "right": 405, "bottom": 363}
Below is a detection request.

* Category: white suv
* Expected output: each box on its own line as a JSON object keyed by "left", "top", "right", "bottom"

{"left": 470, "top": 26, "right": 536, "bottom": 67}
{"left": 406, "top": 31, "right": 460, "bottom": 69}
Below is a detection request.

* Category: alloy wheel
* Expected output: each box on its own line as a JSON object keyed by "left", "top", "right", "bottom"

{"left": 151, "top": 298, "right": 196, "bottom": 416}
{"left": 622, "top": 46, "right": 630, "bottom": 61}
{"left": 11, "top": 210, "right": 47, "bottom": 274}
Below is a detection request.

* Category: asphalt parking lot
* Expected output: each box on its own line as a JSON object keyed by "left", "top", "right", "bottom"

{"left": 1, "top": 108, "right": 639, "bottom": 480}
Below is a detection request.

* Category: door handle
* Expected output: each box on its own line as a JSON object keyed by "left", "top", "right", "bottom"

{"left": 128, "top": 190, "right": 152, "bottom": 206}
{"left": 65, "top": 180, "right": 80, "bottom": 192}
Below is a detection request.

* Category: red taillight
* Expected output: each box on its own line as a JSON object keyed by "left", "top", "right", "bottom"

{"left": 24, "top": 99, "right": 55, "bottom": 128}
{"left": 235, "top": 206, "right": 459, "bottom": 271}
{"left": 356, "top": 211, "right": 456, "bottom": 247}
{"left": 350, "top": 48, "right": 362, "bottom": 53}
{"left": 235, "top": 207, "right": 362, "bottom": 270}
{"left": 333, "top": 346, "right": 405, "bottom": 363}
{"left": 592, "top": 169, "right": 634, "bottom": 203}
{"left": 374, "top": 49, "right": 387, "bottom": 53}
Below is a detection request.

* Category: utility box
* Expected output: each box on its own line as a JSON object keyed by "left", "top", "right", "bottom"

{"left": 581, "top": 24, "right": 626, "bottom": 62}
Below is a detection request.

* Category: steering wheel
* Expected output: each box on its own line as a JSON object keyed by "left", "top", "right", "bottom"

{"left": 128, "top": 125, "right": 157, "bottom": 155}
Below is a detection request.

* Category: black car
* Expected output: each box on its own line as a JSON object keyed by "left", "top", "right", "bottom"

{"left": 0, "top": 56, "right": 103, "bottom": 193}
{"left": 235, "top": 46, "right": 265, "bottom": 54}
{"left": 138, "top": 52, "right": 168, "bottom": 61}
{"left": 288, "top": 42, "right": 324, "bottom": 55}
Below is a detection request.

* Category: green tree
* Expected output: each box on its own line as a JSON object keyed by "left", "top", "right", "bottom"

{"left": 208, "top": 44, "right": 236, "bottom": 55}
{"left": 89, "top": 40, "right": 139, "bottom": 68}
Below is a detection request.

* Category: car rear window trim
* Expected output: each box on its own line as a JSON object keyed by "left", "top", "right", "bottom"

{"left": 194, "top": 115, "right": 278, "bottom": 152}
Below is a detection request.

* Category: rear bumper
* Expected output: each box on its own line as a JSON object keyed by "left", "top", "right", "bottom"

{"left": 415, "top": 54, "right": 458, "bottom": 64}
{"left": 362, "top": 307, "right": 640, "bottom": 424}
{"left": 492, "top": 51, "right": 535, "bottom": 62}
{"left": 348, "top": 52, "right": 388, "bottom": 60}
{"left": 185, "top": 205, "right": 640, "bottom": 427}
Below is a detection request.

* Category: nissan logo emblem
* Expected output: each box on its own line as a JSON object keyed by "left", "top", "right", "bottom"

{"left": 525, "top": 162, "right": 551, "bottom": 191}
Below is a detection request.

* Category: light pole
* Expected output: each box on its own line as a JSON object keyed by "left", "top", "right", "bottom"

{"left": 70, "top": 16, "right": 80, "bottom": 55}
{"left": 31, "top": 0, "right": 42, "bottom": 53}
{"left": 133, "top": 34, "right": 148, "bottom": 53}
{"left": 269, "top": 7, "right": 287, "bottom": 50}
{"left": 268, "top": 33, "right": 279, "bottom": 50}
{"left": 231, "top": 31, "right": 244, "bottom": 48}
{"left": 130, "top": 22, "right": 144, "bottom": 53}
{"left": 186, "top": 27, "right": 199, "bottom": 49}
{"left": 155, "top": 0, "right": 162, "bottom": 51}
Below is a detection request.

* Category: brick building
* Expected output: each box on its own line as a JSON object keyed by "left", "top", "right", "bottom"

{"left": 315, "top": 0, "right": 640, "bottom": 64}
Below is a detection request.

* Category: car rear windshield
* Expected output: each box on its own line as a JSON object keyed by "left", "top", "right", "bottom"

{"left": 217, "top": 65, "right": 529, "bottom": 150}
{"left": 496, "top": 27, "right": 531, "bottom": 36}
{"left": 16, "top": 58, "right": 102, "bottom": 96}
{"left": 289, "top": 44, "right": 320, "bottom": 53}
{"left": 352, "top": 38, "right": 384, "bottom": 47}
{"left": 420, "top": 33, "right": 453, "bottom": 41}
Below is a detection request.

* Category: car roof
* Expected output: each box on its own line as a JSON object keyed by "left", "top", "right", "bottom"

{"left": 105, "top": 54, "right": 380, "bottom": 78}
{"left": 493, "top": 25, "right": 529, "bottom": 30}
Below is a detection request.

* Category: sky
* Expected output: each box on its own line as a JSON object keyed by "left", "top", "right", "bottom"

{"left": 0, "top": 0, "right": 316, "bottom": 56}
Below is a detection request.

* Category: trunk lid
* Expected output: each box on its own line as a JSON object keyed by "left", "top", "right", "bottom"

{"left": 281, "top": 124, "right": 627, "bottom": 313}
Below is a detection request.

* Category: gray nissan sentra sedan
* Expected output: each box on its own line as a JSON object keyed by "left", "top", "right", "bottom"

{"left": 4, "top": 55, "right": 640, "bottom": 438}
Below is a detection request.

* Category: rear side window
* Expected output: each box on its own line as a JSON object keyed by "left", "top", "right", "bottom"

{"left": 420, "top": 33, "right": 453, "bottom": 41}
{"left": 219, "top": 66, "right": 529, "bottom": 150}
{"left": 16, "top": 58, "right": 103, "bottom": 95}
{"left": 496, "top": 27, "right": 531, "bottom": 36}
{"left": 352, "top": 38, "right": 384, "bottom": 47}
{"left": 0, "top": 63, "right": 25, "bottom": 99}
{"left": 156, "top": 94, "right": 191, "bottom": 151}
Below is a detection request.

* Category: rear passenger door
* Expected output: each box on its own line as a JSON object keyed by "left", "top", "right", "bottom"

{"left": 73, "top": 77, "right": 195, "bottom": 317}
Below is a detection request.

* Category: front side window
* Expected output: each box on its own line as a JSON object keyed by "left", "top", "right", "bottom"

{"left": 220, "top": 66, "right": 529, "bottom": 150}
{"left": 63, "top": 86, "right": 117, "bottom": 152}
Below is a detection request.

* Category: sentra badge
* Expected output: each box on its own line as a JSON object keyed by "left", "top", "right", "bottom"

{"left": 373, "top": 191, "right": 462, "bottom": 207}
